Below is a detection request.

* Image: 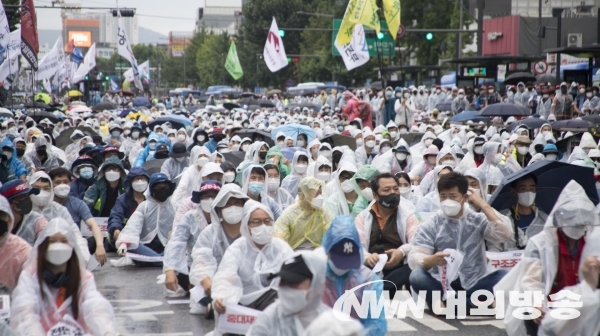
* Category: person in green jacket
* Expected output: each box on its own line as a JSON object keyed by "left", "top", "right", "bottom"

{"left": 266, "top": 145, "right": 291, "bottom": 182}
{"left": 350, "top": 165, "right": 381, "bottom": 217}
{"left": 83, "top": 156, "right": 127, "bottom": 216}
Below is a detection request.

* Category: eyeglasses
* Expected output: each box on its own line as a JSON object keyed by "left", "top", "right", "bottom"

{"left": 248, "top": 218, "right": 273, "bottom": 228}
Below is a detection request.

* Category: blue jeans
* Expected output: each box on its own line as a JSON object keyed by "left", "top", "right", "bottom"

{"left": 129, "top": 244, "right": 164, "bottom": 267}
{"left": 409, "top": 267, "right": 507, "bottom": 310}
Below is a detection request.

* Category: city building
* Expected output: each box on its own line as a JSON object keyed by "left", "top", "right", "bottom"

{"left": 195, "top": 0, "right": 243, "bottom": 35}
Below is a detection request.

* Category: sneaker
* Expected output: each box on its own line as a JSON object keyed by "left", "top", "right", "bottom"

{"left": 165, "top": 285, "right": 186, "bottom": 298}
{"left": 189, "top": 301, "right": 206, "bottom": 315}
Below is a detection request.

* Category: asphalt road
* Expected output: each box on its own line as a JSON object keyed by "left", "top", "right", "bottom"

{"left": 94, "top": 253, "right": 508, "bottom": 336}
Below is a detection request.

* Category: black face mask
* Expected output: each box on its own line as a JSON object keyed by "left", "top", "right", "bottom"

{"left": 155, "top": 151, "right": 169, "bottom": 159}
{"left": 14, "top": 197, "right": 33, "bottom": 216}
{"left": 258, "top": 151, "right": 267, "bottom": 160}
{"left": 332, "top": 154, "right": 342, "bottom": 164}
{"left": 36, "top": 148, "right": 46, "bottom": 156}
{"left": 16, "top": 148, "right": 25, "bottom": 157}
{"left": 0, "top": 218, "right": 7, "bottom": 237}
{"left": 561, "top": 87, "right": 568, "bottom": 94}
{"left": 152, "top": 187, "right": 171, "bottom": 202}
{"left": 26, "top": 122, "right": 34, "bottom": 128}
{"left": 377, "top": 192, "right": 400, "bottom": 209}
{"left": 42, "top": 269, "right": 69, "bottom": 288}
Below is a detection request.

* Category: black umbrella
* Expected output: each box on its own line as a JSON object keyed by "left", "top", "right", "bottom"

{"left": 24, "top": 102, "right": 51, "bottom": 109}
{"left": 551, "top": 119, "right": 593, "bottom": 132}
{"left": 92, "top": 101, "right": 117, "bottom": 111}
{"left": 147, "top": 115, "right": 191, "bottom": 131}
{"left": 435, "top": 102, "right": 452, "bottom": 113}
{"left": 508, "top": 117, "right": 547, "bottom": 132}
{"left": 582, "top": 115, "right": 600, "bottom": 125}
{"left": 29, "top": 111, "right": 60, "bottom": 123}
{"left": 55, "top": 126, "right": 100, "bottom": 149}
{"left": 233, "top": 129, "right": 275, "bottom": 146}
{"left": 222, "top": 152, "right": 246, "bottom": 169}
{"left": 257, "top": 99, "right": 275, "bottom": 108}
{"left": 238, "top": 97, "right": 258, "bottom": 106}
{"left": 399, "top": 133, "right": 424, "bottom": 147}
{"left": 143, "top": 158, "right": 167, "bottom": 175}
{"left": 240, "top": 92, "right": 258, "bottom": 98}
{"left": 223, "top": 102, "right": 240, "bottom": 110}
{"left": 477, "top": 103, "right": 530, "bottom": 117}
{"left": 535, "top": 74, "right": 559, "bottom": 86}
{"left": 489, "top": 160, "right": 598, "bottom": 214}
{"left": 503, "top": 72, "right": 536, "bottom": 85}
{"left": 320, "top": 134, "right": 356, "bottom": 150}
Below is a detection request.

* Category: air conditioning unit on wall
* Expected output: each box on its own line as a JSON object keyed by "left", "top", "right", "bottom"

{"left": 568, "top": 33, "right": 583, "bottom": 47}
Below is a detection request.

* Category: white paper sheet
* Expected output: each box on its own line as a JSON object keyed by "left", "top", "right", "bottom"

{"left": 372, "top": 253, "right": 389, "bottom": 273}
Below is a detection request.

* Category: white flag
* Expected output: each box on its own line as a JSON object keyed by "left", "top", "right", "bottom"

{"left": 335, "top": 24, "right": 370, "bottom": 71}
{"left": 42, "top": 78, "right": 51, "bottom": 93}
{"left": 0, "top": 1, "right": 10, "bottom": 57}
{"left": 72, "top": 43, "right": 96, "bottom": 83}
{"left": 5, "top": 28, "right": 20, "bottom": 59}
{"left": 123, "top": 67, "right": 134, "bottom": 82}
{"left": 36, "top": 36, "right": 63, "bottom": 80}
{"left": 138, "top": 60, "right": 149, "bottom": 78}
{"left": 117, "top": 9, "right": 143, "bottom": 91}
{"left": 263, "top": 17, "right": 288, "bottom": 72}
{"left": 0, "top": 52, "right": 19, "bottom": 85}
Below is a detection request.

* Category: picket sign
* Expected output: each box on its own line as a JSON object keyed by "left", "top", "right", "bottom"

{"left": 80, "top": 217, "right": 109, "bottom": 237}
{"left": 486, "top": 250, "right": 523, "bottom": 273}
{"left": 216, "top": 304, "right": 261, "bottom": 335}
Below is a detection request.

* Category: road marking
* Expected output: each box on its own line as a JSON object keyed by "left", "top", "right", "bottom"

{"left": 406, "top": 311, "right": 459, "bottom": 330}
{"left": 110, "top": 299, "right": 163, "bottom": 311}
{"left": 462, "top": 320, "right": 506, "bottom": 329}
{"left": 167, "top": 299, "right": 190, "bottom": 305}
{"left": 121, "top": 311, "right": 174, "bottom": 321}
{"left": 388, "top": 318, "right": 418, "bottom": 331}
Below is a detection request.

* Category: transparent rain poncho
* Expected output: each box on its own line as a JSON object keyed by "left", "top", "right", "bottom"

{"left": 274, "top": 177, "right": 334, "bottom": 250}
{"left": 280, "top": 150, "right": 310, "bottom": 198}
{"left": 211, "top": 200, "right": 293, "bottom": 305}
{"left": 419, "top": 146, "right": 458, "bottom": 195}
{"left": 241, "top": 164, "right": 282, "bottom": 220}
{"left": 189, "top": 184, "right": 249, "bottom": 285}
{"left": 409, "top": 195, "right": 512, "bottom": 289}
{"left": 10, "top": 218, "right": 116, "bottom": 335}
{"left": 246, "top": 249, "right": 329, "bottom": 336}
{"left": 324, "top": 162, "right": 359, "bottom": 218}
{"left": 266, "top": 145, "right": 291, "bottom": 180}
{"left": 409, "top": 131, "right": 437, "bottom": 165}
{"left": 172, "top": 146, "right": 211, "bottom": 206}
{"left": 350, "top": 165, "right": 380, "bottom": 208}
{"left": 477, "top": 142, "right": 506, "bottom": 188}
{"left": 0, "top": 194, "right": 31, "bottom": 291}
{"left": 416, "top": 164, "right": 453, "bottom": 213}
{"left": 321, "top": 216, "right": 387, "bottom": 336}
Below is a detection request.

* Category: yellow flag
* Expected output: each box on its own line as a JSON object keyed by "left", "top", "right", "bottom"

{"left": 336, "top": 0, "right": 380, "bottom": 46}
{"left": 383, "top": 0, "right": 401, "bottom": 40}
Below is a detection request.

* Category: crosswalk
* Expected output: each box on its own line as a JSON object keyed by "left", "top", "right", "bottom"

{"left": 387, "top": 312, "right": 506, "bottom": 335}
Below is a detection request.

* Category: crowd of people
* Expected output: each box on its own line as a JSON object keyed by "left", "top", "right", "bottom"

{"left": 1, "top": 82, "right": 600, "bottom": 336}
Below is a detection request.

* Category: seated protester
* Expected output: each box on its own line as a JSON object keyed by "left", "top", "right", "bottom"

{"left": 83, "top": 156, "right": 126, "bottom": 217}
{"left": 512, "top": 136, "right": 532, "bottom": 168}
{"left": 116, "top": 173, "right": 176, "bottom": 267}
{"left": 322, "top": 216, "right": 387, "bottom": 335}
{"left": 417, "top": 165, "right": 453, "bottom": 213}
{"left": 14, "top": 137, "right": 34, "bottom": 175}
{"left": 164, "top": 181, "right": 221, "bottom": 312}
{"left": 265, "top": 145, "right": 290, "bottom": 181}
{"left": 313, "top": 155, "right": 332, "bottom": 182}
{"left": 247, "top": 250, "right": 328, "bottom": 336}
{"left": 69, "top": 155, "right": 98, "bottom": 199}
{"left": 63, "top": 136, "right": 93, "bottom": 171}
{"left": 408, "top": 145, "right": 439, "bottom": 184}
{"left": 352, "top": 165, "right": 381, "bottom": 206}
{"left": 209, "top": 150, "right": 224, "bottom": 164}
{"left": 107, "top": 168, "right": 149, "bottom": 252}
{"left": 188, "top": 128, "right": 208, "bottom": 152}
{"left": 10, "top": 218, "right": 116, "bottom": 335}
{"left": 280, "top": 151, "right": 310, "bottom": 198}
{"left": 393, "top": 142, "right": 412, "bottom": 174}
{"left": 120, "top": 122, "right": 140, "bottom": 155}
{"left": 133, "top": 132, "right": 171, "bottom": 167}
{"left": 212, "top": 200, "right": 294, "bottom": 316}
{"left": 241, "top": 165, "right": 282, "bottom": 220}
{"left": 171, "top": 146, "right": 212, "bottom": 206}
{"left": 104, "top": 123, "right": 124, "bottom": 147}
{"left": 471, "top": 136, "right": 486, "bottom": 167}
{"left": 396, "top": 172, "right": 420, "bottom": 206}
{"left": 419, "top": 146, "right": 458, "bottom": 196}
{"left": 355, "top": 173, "right": 420, "bottom": 297}
{"left": 203, "top": 127, "right": 226, "bottom": 153}
{"left": 0, "top": 180, "right": 45, "bottom": 245}
{"left": 1, "top": 137, "right": 27, "bottom": 180}
{"left": 160, "top": 142, "right": 189, "bottom": 179}
{"left": 408, "top": 172, "right": 512, "bottom": 310}
{"left": 49, "top": 168, "right": 106, "bottom": 266}
{"left": 490, "top": 173, "right": 548, "bottom": 252}
{"left": 188, "top": 184, "right": 249, "bottom": 315}
{"left": 0, "top": 149, "right": 16, "bottom": 183}
{"left": 275, "top": 177, "right": 334, "bottom": 250}
{"left": 101, "top": 146, "right": 125, "bottom": 164}
{"left": 87, "top": 145, "right": 105, "bottom": 167}
{"left": 325, "top": 162, "right": 362, "bottom": 218}
{"left": 220, "top": 161, "right": 237, "bottom": 185}
{"left": 0, "top": 194, "right": 32, "bottom": 291}
{"left": 264, "top": 164, "right": 294, "bottom": 211}
{"left": 27, "top": 137, "right": 60, "bottom": 172}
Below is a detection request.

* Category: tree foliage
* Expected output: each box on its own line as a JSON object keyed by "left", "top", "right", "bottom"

{"left": 195, "top": 32, "right": 235, "bottom": 88}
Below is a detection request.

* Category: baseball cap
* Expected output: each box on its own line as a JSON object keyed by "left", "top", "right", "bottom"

{"left": 268, "top": 255, "right": 313, "bottom": 284}
{"left": 0, "top": 179, "right": 39, "bottom": 200}
{"left": 191, "top": 180, "right": 222, "bottom": 203}
{"left": 169, "top": 142, "right": 189, "bottom": 158}
{"left": 102, "top": 146, "right": 125, "bottom": 159}
{"left": 329, "top": 238, "right": 361, "bottom": 269}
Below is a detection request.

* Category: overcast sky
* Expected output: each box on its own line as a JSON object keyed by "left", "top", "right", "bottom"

{"left": 36, "top": 0, "right": 203, "bottom": 35}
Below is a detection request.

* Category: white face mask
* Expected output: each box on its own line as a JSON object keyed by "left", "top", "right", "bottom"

{"left": 222, "top": 205, "right": 243, "bottom": 224}
{"left": 149, "top": 142, "right": 157, "bottom": 150}
{"left": 197, "top": 157, "right": 209, "bottom": 168}
{"left": 399, "top": 187, "right": 411, "bottom": 197}
{"left": 46, "top": 242, "right": 73, "bottom": 265}
{"left": 458, "top": 94, "right": 465, "bottom": 99}
{"left": 231, "top": 144, "right": 240, "bottom": 151}
{"left": 200, "top": 197, "right": 214, "bottom": 213}
{"left": 340, "top": 179, "right": 354, "bottom": 193}
{"left": 278, "top": 286, "right": 309, "bottom": 315}
{"left": 297, "top": 140, "right": 305, "bottom": 147}
{"left": 474, "top": 146, "right": 484, "bottom": 155}
{"left": 224, "top": 172, "right": 236, "bottom": 183}
{"left": 365, "top": 140, "right": 375, "bottom": 148}
{"left": 320, "top": 150, "right": 331, "bottom": 158}
{"left": 424, "top": 139, "right": 433, "bottom": 147}
{"left": 132, "top": 180, "right": 148, "bottom": 192}
{"left": 562, "top": 226, "right": 586, "bottom": 240}
{"left": 316, "top": 172, "right": 331, "bottom": 182}
{"left": 441, "top": 199, "right": 463, "bottom": 217}
{"left": 175, "top": 157, "right": 186, "bottom": 162}
{"left": 242, "top": 144, "right": 250, "bottom": 152}
{"left": 197, "top": 135, "right": 205, "bottom": 142}
{"left": 53, "top": 184, "right": 70, "bottom": 198}
{"left": 277, "top": 141, "right": 284, "bottom": 147}
{"left": 396, "top": 153, "right": 407, "bottom": 161}
{"left": 362, "top": 187, "right": 374, "bottom": 202}
{"left": 517, "top": 191, "right": 536, "bottom": 207}
{"left": 545, "top": 154, "right": 557, "bottom": 161}
{"left": 587, "top": 93, "right": 593, "bottom": 98}
{"left": 105, "top": 170, "right": 121, "bottom": 182}
{"left": 312, "top": 195, "right": 324, "bottom": 208}
{"left": 267, "top": 177, "right": 280, "bottom": 191}
{"left": 295, "top": 164, "right": 308, "bottom": 174}
{"left": 32, "top": 190, "right": 53, "bottom": 207}
{"left": 390, "top": 131, "right": 398, "bottom": 138}
{"left": 3, "top": 151, "right": 11, "bottom": 160}
{"left": 356, "top": 139, "right": 363, "bottom": 146}
{"left": 399, "top": 128, "right": 408, "bottom": 134}
{"left": 381, "top": 147, "right": 391, "bottom": 154}
{"left": 328, "top": 259, "right": 349, "bottom": 276}
{"left": 168, "top": 136, "right": 176, "bottom": 142}
{"left": 441, "top": 160, "right": 455, "bottom": 167}
{"left": 517, "top": 146, "right": 529, "bottom": 155}
{"left": 494, "top": 153, "right": 503, "bottom": 164}
{"left": 131, "top": 131, "right": 140, "bottom": 139}
{"left": 250, "top": 224, "right": 274, "bottom": 245}
{"left": 177, "top": 134, "right": 186, "bottom": 142}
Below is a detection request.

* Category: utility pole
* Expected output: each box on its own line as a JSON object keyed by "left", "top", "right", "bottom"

{"left": 538, "top": 0, "right": 542, "bottom": 56}
{"left": 476, "top": 0, "right": 484, "bottom": 56}
{"left": 456, "top": 0, "right": 463, "bottom": 74}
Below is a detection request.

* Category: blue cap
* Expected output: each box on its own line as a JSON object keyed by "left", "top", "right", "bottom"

{"left": 329, "top": 238, "right": 361, "bottom": 270}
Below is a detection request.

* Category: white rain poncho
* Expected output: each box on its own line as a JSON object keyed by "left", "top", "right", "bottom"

{"left": 28, "top": 171, "right": 91, "bottom": 263}
{"left": 477, "top": 142, "right": 505, "bottom": 189}
{"left": 495, "top": 180, "right": 600, "bottom": 335}
{"left": 116, "top": 188, "right": 175, "bottom": 250}
{"left": 580, "top": 132, "right": 596, "bottom": 152}
{"left": 301, "top": 310, "right": 364, "bottom": 336}
{"left": 324, "top": 161, "right": 358, "bottom": 217}
{"left": 13, "top": 210, "right": 46, "bottom": 246}
{"left": 246, "top": 249, "right": 329, "bottom": 336}
{"left": 419, "top": 146, "right": 458, "bottom": 195}
{"left": 409, "top": 131, "right": 436, "bottom": 165}
{"left": 241, "top": 164, "right": 283, "bottom": 220}
{"left": 312, "top": 155, "right": 332, "bottom": 183}
{"left": 455, "top": 138, "right": 477, "bottom": 173}
{"left": 354, "top": 128, "right": 376, "bottom": 168}
{"left": 280, "top": 151, "right": 310, "bottom": 198}
{"left": 0, "top": 194, "right": 31, "bottom": 291}
{"left": 10, "top": 218, "right": 116, "bottom": 335}
{"left": 171, "top": 146, "right": 211, "bottom": 206}
{"left": 26, "top": 137, "right": 61, "bottom": 171}
{"left": 160, "top": 156, "right": 189, "bottom": 180}
{"left": 409, "top": 200, "right": 512, "bottom": 289}
{"left": 189, "top": 184, "right": 249, "bottom": 285}
{"left": 211, "top": 200, "right": 293, "bottom": 306}
{"left": 416, "top": 165, "right": 453, "bottom": 213}
{"left": 267, "top": 180, "right": 295, "bottom": 213}
{"left": 307, "top": 138, "right": 321, "bottom": 165}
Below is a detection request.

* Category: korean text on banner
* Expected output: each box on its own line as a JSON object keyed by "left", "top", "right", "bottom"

{"left": 335, "top": 24, "right": 370, "bottom": 71}
{"left": 486, "top": 250, "right": 523, "bottom": 273}
{"left": 20, "top": 0, "right": 39, "bottom": 70}
{"left": 382, "top": 0, "right": 401, "bottom": 40}
{"left": 263, "top": 17, "right": 288, "bottom": 72}
{"left": 437, "top": 248, "right": 464, "bottom": 300}
{"left": 81, "top": 217, "right": 108, "bottom": 237}
{"left": 217, "top": 304, "right": 261, "bottom": 335}
{"left": 116, "top": 9, "right": 143, "bottom": 91}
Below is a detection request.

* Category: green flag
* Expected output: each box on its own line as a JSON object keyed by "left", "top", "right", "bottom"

{"left": 224, "top": 41, "right": 243, "bottom": 80}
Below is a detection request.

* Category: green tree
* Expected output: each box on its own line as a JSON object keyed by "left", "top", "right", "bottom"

{"left": 195, "top": 32, "right": 234, "bottom": 88}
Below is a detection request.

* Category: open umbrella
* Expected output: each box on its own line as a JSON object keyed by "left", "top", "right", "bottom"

{"left": 0, "top": 108, "right": 13, "bottom": 118}
{"left": 477, "top": 103, "right": 530, "bottom": 117}
{"left": 271, "top": 124, "right": 317, "bottom": 144}
{"left": 280, "top": 147, "right": 308, "bottom": 161}
{"left": 234, "top": 129, "right": 274, "bottom": 146}
{"left": 92, "top": 101, "right": 117, "bottom": 111}
{"left": 69, "top": 105, "right": 92, "bottom": 114}
{"left": 508, "top": 117, "right": 547, "bottom": 131}
{"left": 238, "top": 97, "right": 258, "bottom": 106}
{"left": 24, "top": 102, "right": 51, "bottom": 110}
{"left": 582, "top": 115, "right": 600, "bottom": 125}
{"left": 222, "top": 152, "right": 246, "bottom": 169}
{"left": 503, "top": 72, "right": 536, "bottom": 85}
{"left": 240, "top": 92, "right": 258, "bottom": 98}
{"left": 256, "top": 99, "right": 275, "bottom": 108}
{"left": 266, "top": 89, "right": 282, "bottom": 96}
{"left": 551, "top": 119, "right": 593, "bottom": 132}
{"left": 435, "top": 102, "right": 452, "bottom": 113}
{"left": 66, "top": 90, "right": 83, "bottom": 97}
{"left": 223, "top": 102, "right": 240, "bottom": 110}
{"left": 535, "top": 74, "right": 559, "bottom": 86}
{"left": 55, "top": 126, "right": 100, "bottom": 149}
{"left": 399, "top": 133, "right": 425, "bottom": 147}
{"left": 148, "top": 115, "right": 192, "bottom": 131}
{"left": 29, "top": 111, "right": 60, "bottom": 123}
{"left": 34, "top": 93, "right": 51, "bottom": 104}
{"left": 119, "top": 109, "right": 134, "bottom": 118}
{"left": 320, "top": 134, "right": 356, "bottom": 150}
{"left": 132, "top": 97, "right": 150, "bottom": 107}
{"left": 489, "top": 160, "right": 598, "bottom": 214}
{"left": 119, "top": 90, "right": 134, "bottom": 97}
{"left": 450, "top": 111, "right": 489, "bottom": 123}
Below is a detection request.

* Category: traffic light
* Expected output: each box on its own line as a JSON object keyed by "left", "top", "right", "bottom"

{"left": 377, "top": 32, "right": 384, "bottom": 40}
{"left": 105, "top": 76, "right": 110, "bottom": 80}
{"left": 425, "top": 32, "right": 433, "bottom": 41}
{"left": 111, "top": 9, "right": 136, "bottom": 17}
{"left": 278, "top": 29, "right": 285, "bottom": 37}
{"left": 85, "top": 75, "right": 89, "bottom": 80}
